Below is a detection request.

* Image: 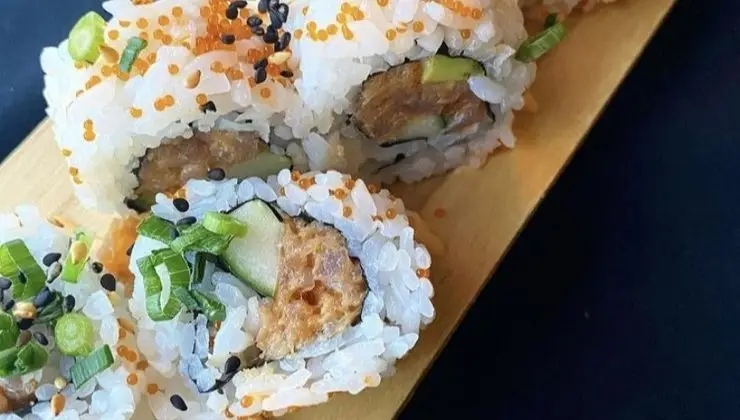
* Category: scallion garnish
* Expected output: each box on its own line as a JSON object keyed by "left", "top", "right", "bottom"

{"left": 203, "top": 212, "right": 248, "bottom": 237}
{"left": 190, "top": 253, "right": 212, "bottom": 285}
{"left": 0, "top": 240, "right": 47, "bottom": 300}
{"left": 54, "top": 313, "right": 94, "bottom": 356}
{"left": 544, "top": 13, "right": 559, "bottom": 29}
{"left": 171, "top": 224, "right": 234, "bottom": 255}
{"left": 192, "top": 290, "right": 226, "bottom": 322}
{"left": 61, "top": 231, "right": 92, "bottom": 284}
{"left": 119, "top": 37, "right": 148, "bottom": 73}
{"left": 137, "top": 216, "right": 178, "bottom": 245}
{"left": 70, "top": 345, "right": 113, "bottom": 388}
{"left": 172, "top": 288, "right": 200, "bottom": 311}
{"left": 0, "top": 313, "right": 19, "bottom": 352}
{"left": 0, "top": 342, "right": 48, "bottom": 378}
{"left": 34, "top": 291, "right": 64, "bottom": 325}
{"left": 68, "top": 11, "right": 105, "bottom": 64}
{"left": 138, "top": 250, "right": 190, "bottom": 321}
{"left": 515, "top": 22, "right": 567, "bottom": 63}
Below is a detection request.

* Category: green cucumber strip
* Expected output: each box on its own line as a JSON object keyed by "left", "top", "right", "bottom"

{"left": 70, "top": 345, "right": 113, "bottom": 388}
{"left": 137, "top": 255, "right": 182, "bottom": 321}
{"left": 0, "top": 239, "right": 47, "bottom": 300}
{"left": 515, "top": 22, "right": 567, "bottom": 63}
{"left": 119, "top": 37, "right": 147, "bottom": 73}
{"left": 192, "top": 290, "right": 226, "bottom": 322}
{"left": 137, "top": 216, "right": 177, "bottom": 245}
{"left": 0, "top": 313, "right": 19, "bottom": 352}
{"left": 61, "top": 231, "right": 93, "bottom": 284}
{"left": 55, "top": 313, "right": 94, "bottom": 357}
{"left": 203, "top": 212, "right": 248, "bottom": 237}
{"left": 67, "top": 11, "right": 105, "bottom": 63}
{"left": 171, "top": 225, "right": 234, "bottom": 255}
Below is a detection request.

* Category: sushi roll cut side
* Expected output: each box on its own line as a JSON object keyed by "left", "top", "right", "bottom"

{"left": 0, "top": 207, "right": 143, "bottom": 419}
{"left": 127, "top": 169, "right": 435, "bottom": 418}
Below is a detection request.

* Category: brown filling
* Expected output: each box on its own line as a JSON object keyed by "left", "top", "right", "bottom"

{"left": 256, "top": 218, "right": 367, "bottom": 360}
{"left": 353, "top": 61, "right": 490, "bottom": 144}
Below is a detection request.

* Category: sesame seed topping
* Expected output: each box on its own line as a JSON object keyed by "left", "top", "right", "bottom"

{"left": 253, "top": 58, "right": 268, "bottom": 69}
{"left": 255, "top": 67, "right": 267, "bottom": 84}
{"left": 173, "top": 198, "right": 190, "bottom": 212}
{"left": 170, "top": 394, "right": 188, "bottom": 411}
{"left": 201, "top": 100, "right": 217, "bottom": 113}
{"left": 280, "top": 69, "right": 293, "bottom": 78}
{"left": 221, "top": 34, "right": 235, "bottom": 44}
{"left": 231, "top": 0, "right": 247, "bottom": 8}
{"left": 63, "top": 295, "right": 75, "bottom": 312}
{"left": 251, "top": 26, "right": 265, "bottom": 36}
{"left": 33, "top": 332, "right": 49, "bottom": 346}
{"left": 91, "top": 262, "right": 104, "bottom": 273}
{"left": 247, "top": 15, "right": 263, "bottom": 27}
{"left": 208, "top": 167, "right": 226, "bottom": 181}
{"left": 42, "top": 253, "right": 61, "bottom": 267}
{"left": 225, "top": 6, "right": 239, "bottom": 20}
{"left": 100, "top": 273, "right": 117, "bottom": 292}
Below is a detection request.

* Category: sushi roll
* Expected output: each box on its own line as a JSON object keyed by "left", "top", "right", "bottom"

{"left": 41, "top": 0, "right": 563, "bottom": 213}
{"left": 519, "top": 0, "right": 618, "bottom": 23}
{"left": 0, "top": 207, "right": 143, "bottom": 419}
{"left": 125, "top": 169, "right": 434, "bottom": 418}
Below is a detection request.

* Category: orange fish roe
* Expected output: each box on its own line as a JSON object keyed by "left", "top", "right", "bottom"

{"left": 138, "top": 31, "right": 149, "bottom": 40}
{"left": 168, "top": 64, "right": 179, "bottom": 75}
{"left": 74, "top": 61, "right": 86, "bottom": 70}
{"left": 260, "top": 87, "right": 271, "bottom": 98}
{"left": 83, "top": 119, "right": 93, "bottom": 129}
{"left": 298, "top": 178, "right": 312, "bottom": 190}
{"left": 416, "top": 268, "right": 431, "bottom": 278}
{"left": 124, "top": 350, "right": 138, "bottom": 363}
{"left": 317, "top": 29, "right": 328, "bottom": 41}
{"left": 460, "top": 29, "right": 472, "bottom": 40}
{"left": 118, "top": 328, "right": 126, "bottom": 341}
{"left": 69, "top": 167, "right": 79, "bottom": 177}
{"left": 196, "top": 93, "right": 208, "bottom": 106}
{"left": 367, "top": 184, "right": 380, "bottom": 193}
{"left": 294, "top": 29, "right": 303, "bottom": 40}
{"left": 129, "top": 107, "right": 143, "bottom": 118}
{"left": 136, "top": 18, "right": 148, "bottom": 29}
{"left": 291, "top": 170, "right": 301, "bottom": 181}
{"left": 385, "top": 208, "right": 397, "bottom": 219}
{"left": 72, "top": 176, "right": 83, "bottom": 185}
{"left": 344, "top": 179, "right": 355, "bottom": 189}
{"left": 211, "top": 61, "right": 224, "bottom": 73}
{"left": 61, "top": 148, "right": 72, "bottom": 157}
{"left": 153, "top": 28, "right": 164, "bottom": 40}
{"left": 116, "top": 346, "right": 128, "bottom": 358}
{"left": 240, "top": 396, "right": 254, "bottom": 408}
{"left": 119, "top": 20, "right": 131, "bottom": 27}
{"left": 334, "top": 188, "right": 347, "bottom": 199}
{"left": 83, "top": 131, "right": 96, "bottom": 142}
{"left": 163, "top": 95, "right": 175, "bottom": 106}
{"left": 158, "top": 15, "right": 170, "bottom": 26}
{"left": 117, "top": 70, "right": 130, "bottom": 81}
{"left": 101, "top": 65, "right": 114, "bottom": 77}
{"left": 413, "top": 21, "right": 425, "bottom": 32}
{"left": 172, "top": 6, "right": 183, "bottom": 17}
{"left": 433, "top": 208, "right": 447, "bottom": 218}
{"left": 327, "top": 24, "right": 338, "bottom": 35}
{"left": 147, "top": 384, "right": 159, "bottom": 395}
{"left": 471, "top": 8, "right": 483, "bottom": 19}
{"left": 385, "top": 29, "right": 396, "bottom": 41}
{"left": 98, "top": 216, "right": 139, "bottom": 297}
{"left": 377, "top": 0, "right": 389, "bottom": 6}
{"left": 126, "top": 373, "right": 138, "bottom": 386}
{"left": 161, "top": 34, "right": 173, "bottom": 45}
{"left": 85, "top": 75, "right": 102, "bottom": 90}
{"left": 108, "top": 29, "right": 120, "bottom": 40}
{"left": 341, "top": 24, "right": 354, "bottom": 40}
{"left": 136, "top": 360, "right": 149, "bottom": 371}
{"left": 343, "top": 206, "right": 353, "bottom": 217}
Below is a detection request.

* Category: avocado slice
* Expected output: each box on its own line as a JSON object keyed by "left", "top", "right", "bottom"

{"left": 226, "top": 152, "right": 292, "bottom": 180}
{"left": 421, "top": 55, "right": 485, "bottom": 84}
{"left": 379, "top": 115, "right": 447, "bottom": 147}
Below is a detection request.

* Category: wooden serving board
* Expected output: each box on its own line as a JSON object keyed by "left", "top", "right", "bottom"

{"left": 0, "top": 0, "right": 675, "bottom": 418}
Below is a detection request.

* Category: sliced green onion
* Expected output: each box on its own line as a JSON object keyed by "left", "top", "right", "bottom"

{"left": 0, "top": 342, "right": 48, "bottom": 378}
{"left": 544, "top": 13, "right": 559, "bottom": 29}
{"left": 137, "top": 216, "right": 177, "bottom": 245}
{"left": 0, "top": 239, "right": 46, "bottom": 300}
{"left": 203, "top": 212, "right": 248, "bottom": 237}
{"left": 61, "top": 231, "right": 93, "bottom": 284}
{"left": 172, "top": 288, "right": 200, "bottom": 311}
{"left": 515, "top": 22, "right": 567, "bottom": 63}
{"left": 54, "top": 313, "right": 94, "bottom": 356}
{"left": 0, "top": 313, "right": 19, "bottom": 352}
{"left": 119, "top": 37, "right": 147, "bottom": 73}
{"left": 70, "top": 345, "right": 113, "bottom": 388}
{"left": 34, "top": 292, "right": 64, "bottom": 325}
{"left": 190, "top": 253, "right": 209, "bottom": 285}
{"left": 171, "top": 225, "right": 234, "bottom": 255}
{"left": 137, "top": 254, "right": 182, "bottom": 321}
{"left": 192, "top": 290, "right": 226, "bottom": 322}
{"left": 68, "top": 11, "right": 105, "bottom": 63}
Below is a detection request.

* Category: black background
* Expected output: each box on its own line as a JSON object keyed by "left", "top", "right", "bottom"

{"left": 2, "top": 0, "right": 739, "bottom": 419}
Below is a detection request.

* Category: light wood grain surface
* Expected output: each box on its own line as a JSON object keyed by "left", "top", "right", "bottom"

{"left": 0, "top": 0, "right": 674, "bottom": 418}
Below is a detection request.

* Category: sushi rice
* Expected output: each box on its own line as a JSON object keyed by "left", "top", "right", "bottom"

{"left": 0, "top": 207, "right": 143, "bottom": 420}
{"left": 41, "top": 0, "right": 535, "bottom": 213}
{"left": 127, "top": 169, "right": 434, "bottom": 418}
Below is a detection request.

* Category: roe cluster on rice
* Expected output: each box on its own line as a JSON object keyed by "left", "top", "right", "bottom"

{"left": 125, "top": 168, "right": 434, "bottom": 418}
{"left": 41, "top": 0, "right": 567, "bottom": 214}
{"left": 0, "top": 207, "right": 143, "bottom": 419}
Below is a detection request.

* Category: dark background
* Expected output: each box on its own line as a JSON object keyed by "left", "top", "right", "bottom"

{"left": 2, "top": 0, "right": 739, "bottom": 419}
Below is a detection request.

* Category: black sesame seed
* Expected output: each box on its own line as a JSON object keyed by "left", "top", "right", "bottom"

{"left": 46, "top": 262, "right": 61, "bottom": 283}
{"left": 173, "top": 198, "right": 190, "bottom": 212}
{"left": 258, "top": 0, "right": 268, "bottom": 13}
{"left": 176, "top": 216, "right": 197, "bottom": 227}
{"left": 3, "top": 299, "right": 15, "bottom": 312}
{"left": 63, "top": 295, "right": 75, "bottom": 312}
{"left": 247, "top": 15, "right": 263, "bottom": 27}
{"left": 33, "top": 288, "right": 52, "bottom": 308}
{"left": 100, "top": 274, "right": 116, "bottom": 292}
{"left": 91, "top": 262, "right": 103, "bottom": 274}
{"left": 277, "top": 4, "right": 289, "bottom": 21}
{"left": 17, "top": 319, "right": 33, "bottom": 331}
{"left": 126, "top": 244, "right": 134, "bottom": 256}
{"left": 263, "top": 26, "right": 279, "bottom": 43}
{"left": 170, "top": 229, "right": 180, "bottom": 241}
{"left": 253, "top": 58, "right": 268, "bottom": 70}
{"left": 0, "top": 278, "right": 10, "bottom": 291}
{"left": 250, "top": 26, "right": 265, "bottom": 36}
{"left": 42, "top": 253, "right": 62, "bottom": 267}
{"left": 280, "top": 32, "right": 291, "bottom": 48}
{"left": 230, "top": 0, "right": 247, "bottom": 8}
{"left": 170, "top": 394, "right": 188, "bottom": 411}
{"left": 280, "top": 69, "right": 293, "bottom": 78}
{"left": 33, "top": 332, "right": 49, "bottom": 346}
{"left": 220, "top": 34, "right": 235, "bottom": 45}
{"left": 201, "top": 101, "right": 217, "bottom": 113}
{"left": 268, "top": 10, "right": 283, "bottom": 29}
{"left": 255, "top": 67, "right": 267, "bottom": 84}
{"left": 268, "top": 0, "right": 279, "bottom": 10}
{"left": 224, "top": 355, "right": 241, "bottom": 374}
{"left": 17, "top": 273, "right": 26, "bottom": 285}
{"left": 225, "top": 6, "right": 239, "bottom": 20}
{"left": 207, "top": 167, "right": 226, "bottom": 181}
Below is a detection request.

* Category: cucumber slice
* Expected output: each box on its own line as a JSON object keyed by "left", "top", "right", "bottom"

{"left": 421, "top": 55, "right": 484, "bottom": 84}
{"left": 227, "top": 152, "right": 292, "bottom": 180}
{"left": 54, "top": 313, "right": 94, "bottom": 357}
{"left": 68, "top": 11, "right": 105, "bottom": 64}
{"left": 221, "top": 200, "right": 283, "bottom": 297}
{"left": 379, "top": 115, "right": 446, "bottom": 147}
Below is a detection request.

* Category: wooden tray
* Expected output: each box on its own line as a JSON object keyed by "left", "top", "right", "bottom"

{"left": 0, "top": 0, "right": 675, "bottom": 418}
